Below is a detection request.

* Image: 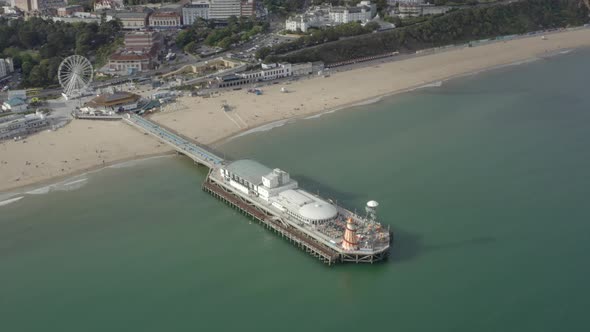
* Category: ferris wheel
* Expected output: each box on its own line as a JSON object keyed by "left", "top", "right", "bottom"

{"left": 58, "top": 55, "right": 93, "bottom": 99}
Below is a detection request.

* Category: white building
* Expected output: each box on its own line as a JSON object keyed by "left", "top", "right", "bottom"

{"left": 208, "top": 0, "right": 241, "bottom": 20}
{"left": 0, "top": 112, "right": 49, "bottom": 140}
{"left": 2, "top": 6, "right": 19, "bottom": 14}
{"left": 240, "top": 63, "right": 292, "bottom": 81}
{"left": 329, "top": 1, "right": 376, "bottom": 24}
{"left": 285, "top": 10, "right": 329, "bottom": 33}
{"left": 94, "top": 0, "right": 123, "bottom": 11}
{"left": 0, "top": 58, "right": 15, "bottom": 78}
{"left": 2, "top": 97, "right": 27, "bottom": 113}
{"left": 219, "top": 160, "right": 338, "bottom": 226}
{"left": 285, "top": 1, "right": 376, "bottom": 32}
{"left": 398, "top": 4, "right": 450, "bottom": 18}
{"left": 182, "top": 1, "right": 210, "bottom": 25}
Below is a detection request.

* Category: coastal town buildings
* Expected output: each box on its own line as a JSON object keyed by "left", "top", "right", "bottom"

{"left": 56, "top": 5, "right": 83, "bottom": 16}
{"left": 397, "top": 3, "right": 451, "bottom": 18}
{"left": 210, "top": 61, "right": 324, "bottom": 88}
{"left": 240, "top": 0, "right": 255, "bottom": 18}
{"left": 84, "top": 92, "right": 141, "bottom": 112}
{"left": 241, "top": 62, "right": 292, "bottom": 81}
{"left": 182, "top": 1, "right": 209, "bottom": 25}
{"left": 123, "top": 31, "right": 162, "bottom": 53}
{"left": 329, "top": 1, "right": 376, "bottom": 24}
{"left": 31, "top": 0, "right": 66, "bottom": 12}
{"left": 108, "top": 52, "right": 153, "bottom": 74}
{"left": 285, "top": 1, "right": 376, "bottom": 32}
{"left": 115, "top": 11, "right": 150, "bottom": 29}
{"left": 11, "top": 0, "right": 32, "bottom": 11}
{"left": 0, "top": 112, "right": 49, "bottom": 140}
{"left": 0, "top": 58, "right": 15, "bottom": 78}
{"left": 388, "top": 0, "right": 424, "bottom": 4}
{"left": 148, "top": 11, "right": 182, "bottom": 28}
{"left": 208, "top": 0, "right": 241, "bottom": 20}
{"left": 93, "top": 0, "right": 123, "bottom": 11}
{"left": 107, "top": 31, "right": 161, "bottom": 75}
{"left": 1, "top": 97, "right": 27, "bottom": 113}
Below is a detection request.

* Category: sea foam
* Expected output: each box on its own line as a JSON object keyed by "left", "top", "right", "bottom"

{"left": 0, "top": 196, "right": 24, "bottom": 207}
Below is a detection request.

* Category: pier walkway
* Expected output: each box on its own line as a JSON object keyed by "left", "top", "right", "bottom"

{"left": 124, "top": 114, "right": 224, "bottom": 168}
{"left": 203, "top": 180, "right": 340, "bottom": 265}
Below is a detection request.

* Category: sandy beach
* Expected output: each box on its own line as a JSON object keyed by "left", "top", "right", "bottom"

{"left": 0, "top": 121, "right": 170, "bottom": 192}
{"left": 1, "top": 28, "right": 590, "bottom": 193}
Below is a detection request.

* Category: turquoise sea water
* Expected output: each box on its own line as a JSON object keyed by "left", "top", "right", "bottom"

{"left": 1, "top": 49, "right": 590, "bottom": 331}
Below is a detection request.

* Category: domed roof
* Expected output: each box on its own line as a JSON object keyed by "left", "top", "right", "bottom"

{"left": 298, "top": 202, "right": 337, "bottom": 221}
{"left": 367, "top": 200, "right": 379, "bottom": 208}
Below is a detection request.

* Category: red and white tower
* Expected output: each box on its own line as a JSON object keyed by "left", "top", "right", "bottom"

{"left": 342, "top": 218, "right": 359, "bottom": 251}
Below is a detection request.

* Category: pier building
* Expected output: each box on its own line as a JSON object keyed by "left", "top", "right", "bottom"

{"left": 124, "top": 115, "right": 391, "bottom": 264}
{"left": 209, "top": 159, "right": 391, "bottom": 264}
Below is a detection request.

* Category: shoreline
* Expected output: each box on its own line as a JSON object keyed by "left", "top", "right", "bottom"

{"left": 0, "top": 151, "right": 175, "bottom": 198}
{"left": 208, "top": 50, "right": 556, "bottom": 147}
{"left": 2, "top": 28, "right": 590, "bottom": 194}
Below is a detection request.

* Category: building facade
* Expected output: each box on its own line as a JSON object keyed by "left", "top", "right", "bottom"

{"left": 0, "top": 113, "right": 49, "bottom": 140}
{"left": 1, "top": 97, "right": 27, "bottom": 113}
{"left": 240, "top": 0, "right": 254, "bottom": 18}
{"left": 108, "top": 52, "right": 153, "bottom": 73}
{"left": 240, "top": 63, "right": 292, "bottom": 81}
{"left": 0, "top": 58, "right": 15, "bottom": 78}
{"left": 94, "top": 0, "right": 123, "bottom": 11}
{"left": 149, "top": 11, "right": 182, "bottom": 28}
{"left": 329, "top": 2, "right": 375, "bottom": 24}
{"left": 11, "top": 0, "right": 32, "bottom": 11}
{"left": 182, "top": 1, "right": 209, "bottom": 25}
{"left": 124, "top": 31, "right": 161, "bottom": 52}
{"left": 31, "top": 0, "right": 67, "bottom": 12}
{"left": 285, "top": 2, "right": 376, "bottom": 32}
{"left": 57, "top": 5, "right": 83, "bottom": 16}
{"left": 208, "top": 0, "right": 241, "bottom": 20}
{"left": 116, "top": 11, "right": 149, "bottom": 29}
{"left": 84, "top": 92, "right": 141, "bottom": 112}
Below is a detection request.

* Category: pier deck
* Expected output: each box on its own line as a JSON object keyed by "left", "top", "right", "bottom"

{"left": 125, "top": 115, "right": 389, "bottom": 265}
{"left": 124, "top": 114, "right": 223, "bottom": 168}
{"left": 203, "top": 180, "right": 340, "bottom": 265}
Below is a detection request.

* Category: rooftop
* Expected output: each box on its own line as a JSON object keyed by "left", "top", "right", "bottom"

{"left": 110, "top": 52, "right": 151, "bottom": 61}
{"left": 151, "top": 11, "right": 180, "bottom": 18}
{"left": 4, "top": 97, "right": 26, "bottom": 106}
{"left": 86, "top": 92, "right": 141, "bottom": 108}
{"left": 276, "top": 189, "right": 338, "bottom": 222}
{"left": 226, "top": 159, "right": 272, "bottom": 186}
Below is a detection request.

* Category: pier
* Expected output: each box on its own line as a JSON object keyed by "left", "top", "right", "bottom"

{"left": 125, "top": 115, "right": 390, "bottom": 265}
{"left": 124, "top": 114, "right": 223, "bottom": 168}
{"left": 203, "top": 179, "right": 340, "bottom": 265}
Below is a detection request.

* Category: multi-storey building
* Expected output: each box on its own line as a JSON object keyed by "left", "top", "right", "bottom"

{"left": 397, "top": 3, "right": 450, "bottom": 18}
{"left": 11, "top": 0, "right": 33, "bottom": 12}
{"left": 108, "top": 52, "right": 153, "bottom": 74}
{"left": 0, "top": 58, "right": 15, "bottom": 78}
{"left": 149, "top": 11, "right": 182, "bottom": 28}
{"left": 31, "top": 0, "right": 67, "bottom": 12}
{"left": 329, "top": 1, "right": 375, "bottom": 24}
{"left": 182, "top": 1, "right": 209, "bottom": 26}
{"left": 124, "top": 31, "right": 161, "bottom": 53}
{"left": 116, "top": 11, "right": 150, "bottom": 29}
{"left": 57, "top": 5, "right": 83, "bottom": 16}
{"left": 285, "top": 2, "right": 376, "bottom": 32}
{"left": 94, "top": 0, "right": 123, "bottom": 11}
{"left": 0, "top": 113, "right": 49, "bottom": 140}
{"left": 208, "top": 0, "right": 241, "bottom": 20}
{"left": 240, "top": 0, "right": 254, "bottom": 18}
